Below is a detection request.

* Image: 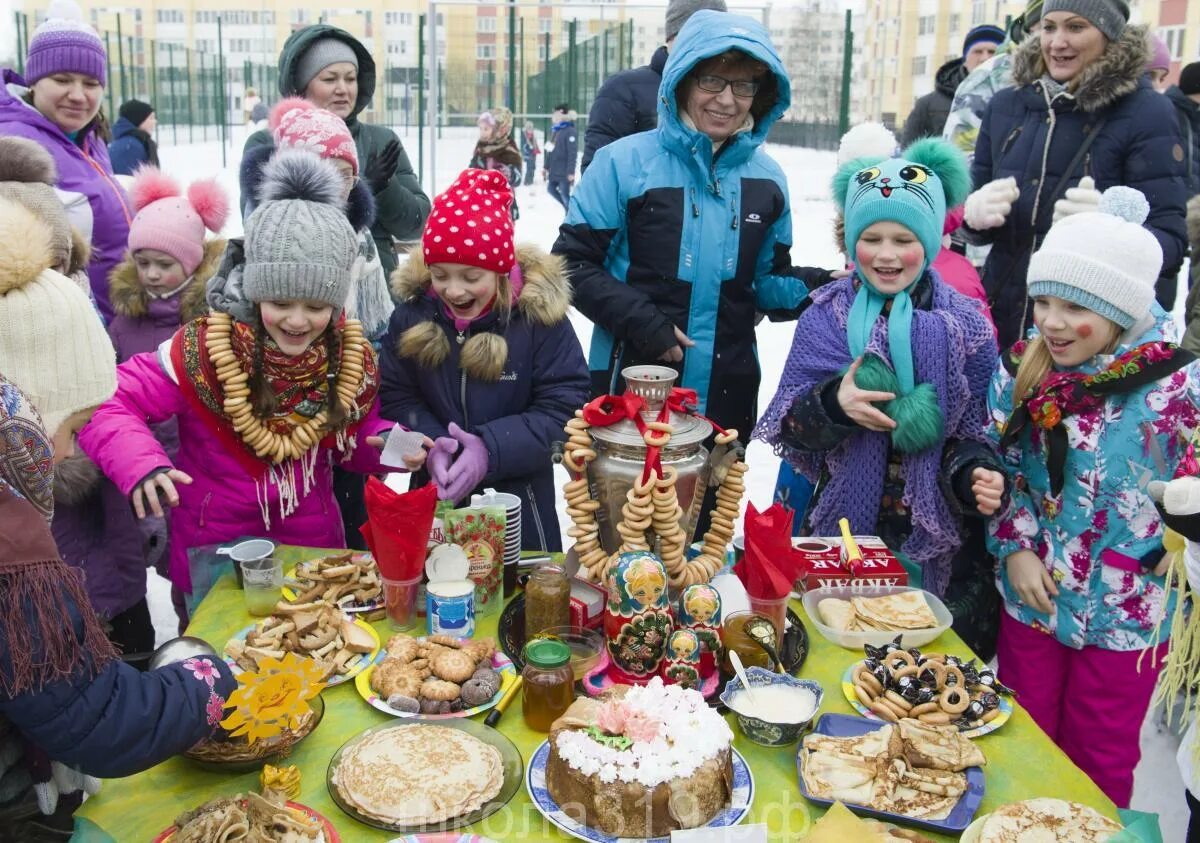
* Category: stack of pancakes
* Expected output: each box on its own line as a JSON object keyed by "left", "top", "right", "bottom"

{"left": 972, "top": 799, "right": 1122, "bottom": 842}
{"left": 332, "top": 725, "right": 503, "bottom": 826}
{"left": 818, "top": 592, "right": 938, "bottom": 633}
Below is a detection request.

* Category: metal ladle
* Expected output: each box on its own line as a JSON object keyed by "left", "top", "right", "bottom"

{"left": 743, "top": 616, "right": 784, "bottom": 674}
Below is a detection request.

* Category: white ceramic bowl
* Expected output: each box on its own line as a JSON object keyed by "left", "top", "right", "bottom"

{"left": 800, "top": 584, "right": 952, "bottom": 650}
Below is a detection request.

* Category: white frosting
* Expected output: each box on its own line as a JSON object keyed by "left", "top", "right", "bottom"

{"left": 556, "top": 678, "right": 733, "bottom": 787}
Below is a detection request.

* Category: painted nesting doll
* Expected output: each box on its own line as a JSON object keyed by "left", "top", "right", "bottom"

{"left": 663, "top": 629, "right": 701, "bottom": 690}
{"left": 604, "top": 551, "right": 673, "bottom": 683}
{"left": 678, "top": 583, "right": 723, "bottom": 677}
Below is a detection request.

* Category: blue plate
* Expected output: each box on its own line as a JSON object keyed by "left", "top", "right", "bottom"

{"left": 525, "top": 739, "right": 754, "bottom": 842}
{"left": 796, "top": 713, "right": 985, "bottom": 834}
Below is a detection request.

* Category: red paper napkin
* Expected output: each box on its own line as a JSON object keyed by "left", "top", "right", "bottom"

{"left": 735, "top": 502, "right": 798, "bottom": 600}
{"left": 360, "top": 478, "right": 437, "bottom": 580}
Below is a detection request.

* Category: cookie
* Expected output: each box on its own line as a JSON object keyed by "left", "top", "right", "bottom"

{"left": 420, "top": 697, "right": 452, "bottom": 714}
{"left": 421, "top": 678, "right": 462, "bottom": 701}
{"left": 433, "top": 649, "right": 477, "bottom": 683}
{"left": 427, "top": 634, "right": 463, "bottom": 649}
{"left": 460, "top": 677, "right": 498, "bottom": 707}
{"left": 385, "top": 693, "right": 421, "bottom": 714}
{"left": 461, "top": 637, "right": 497, "bottom": 665}
{"left": 384, "top": 634, "right": 419, "bottom": 663}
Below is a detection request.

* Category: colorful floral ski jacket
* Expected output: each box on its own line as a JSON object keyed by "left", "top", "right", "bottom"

{"left": 987, "top": 309, "right": 1200, "bottom": 651}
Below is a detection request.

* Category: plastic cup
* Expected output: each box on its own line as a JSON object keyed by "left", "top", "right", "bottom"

{"left": 748, "top": 593, "right": 789, "bottom": 643}
{"left": 240, "top": 556, "right": 283, "bottom": 616}
{"left": 382, "top": 574, "right": 422, "bottom": 631}
{"left": 221, "top": 538, "right": 275, "bottom": 589}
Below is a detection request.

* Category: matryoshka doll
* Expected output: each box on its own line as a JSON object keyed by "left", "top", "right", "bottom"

{"left": 604, "top": 551, "right": 674, "bottom": 684}
{"left": 663, "top": 629, "right": 701, "bottom": 690}
{"left": 678, "top": 583, "right": 722, "bottom": 678}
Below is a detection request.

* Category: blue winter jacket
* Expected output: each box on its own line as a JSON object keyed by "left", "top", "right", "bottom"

{"left": 107, "top": 115, "right": 157, "bottom": 176}
{"left": 582, "top": 45, "right": 669, "bottom": 173}
{"left": 379, "top": 245, "right": 589, "bottom": 551}
{"left": 553, "top": 10, "right": 821, "bottom": 438}
{"left": 545, "top": 120, "right": 578, "bottom": 181}
{"left": 1166, "top": 85, "right": 1200, "bottom": 197}
{"left": 970, "top": 26, "right": 1188, "bottom": 348}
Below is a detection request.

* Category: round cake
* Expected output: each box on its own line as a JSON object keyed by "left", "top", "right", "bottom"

{"left": 546, "top": 678, "right": 734, "bottom": 838}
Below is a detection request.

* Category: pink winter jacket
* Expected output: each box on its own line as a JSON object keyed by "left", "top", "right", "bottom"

{"left": 78, "top": 344, "right": 390, "bottom": 593}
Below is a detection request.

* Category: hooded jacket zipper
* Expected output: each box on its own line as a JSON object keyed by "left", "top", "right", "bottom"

{"left": 456, "top": 328, "right": 470, "bottom": 428}
{"left": 525, "top": 484, "right": 549, "bottom": 550}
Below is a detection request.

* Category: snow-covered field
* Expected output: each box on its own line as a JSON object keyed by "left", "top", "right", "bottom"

{"left": 149, "top": 127, "right": 1188, "bottom": 836}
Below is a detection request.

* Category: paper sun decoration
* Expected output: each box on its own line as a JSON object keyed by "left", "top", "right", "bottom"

{"left": 220, "top": 652, "right": 327, "bottom": 745}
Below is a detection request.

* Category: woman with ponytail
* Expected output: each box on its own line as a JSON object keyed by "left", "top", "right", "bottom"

{"left": 754, "top": 138, "right": 1007, "bottom": 659}
{"left": 79, "top": 151, "right": 413, "bottom": 614}
{"left": 986, "top": 186, "right": 1200, "bottom": 807}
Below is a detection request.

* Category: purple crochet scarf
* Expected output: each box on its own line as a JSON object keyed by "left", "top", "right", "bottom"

{"left": 753, "top": 272, "right": 997, "bottom": 595}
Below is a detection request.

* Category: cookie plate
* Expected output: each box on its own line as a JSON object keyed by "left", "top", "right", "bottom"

{"left": 355, "top": 648, "right": 517, "bottom": 719}
{"left": 840, "top": 662, "right": 1013, "bottom": 738}
{"left": 525, "top": 740, "right": 754, "bottom": 842}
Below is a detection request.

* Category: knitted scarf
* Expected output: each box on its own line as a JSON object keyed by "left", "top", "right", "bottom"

{"left": 753, "top": 272, "right": 996, "bottom": 595}
{"left": 173, "top": 316, "right": 379, "bottom": 477}
{"left": 1001, "top": 340, "right": 1196, "bottom": 496}
{"left": 848, "top": 267, "right": 917, "bottom": 393}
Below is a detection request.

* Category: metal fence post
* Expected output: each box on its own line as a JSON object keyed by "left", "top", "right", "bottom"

{"left": 198, "top": 50, "right": 206, "bottom": 142}
{"left": 116, "top": 13, "right": 127, "bottom": 104}
{"left": 507, "top": 1, "right": 516, "bottom": 112}
{"left": 217, "top": 15, "right": 227, "bottom": 165}
{"left": 418, "top": 13, "right": 425, "bottom": 184}
{"left": 104, "top": 31, "right": 116, "bottom": 118}
{"left": 167, "top": 43, "right": 178, "bottom": 145}
{"left": 519, "top": 16, "right": 525, "bottom": 115}
{"left": 567, "top": 20, "right": 576, "bottom": 110}
{"left": 838, "top": 8, "right": 852, "bottom": 136}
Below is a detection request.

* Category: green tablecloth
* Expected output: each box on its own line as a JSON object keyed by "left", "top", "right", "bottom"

{"left": 75, "top": 547, "right": 1118, "bottom": 840}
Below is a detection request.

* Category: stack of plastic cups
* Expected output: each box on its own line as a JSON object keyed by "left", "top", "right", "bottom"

{"left": 472, "top": 488, "right": 523, "bottom": 598}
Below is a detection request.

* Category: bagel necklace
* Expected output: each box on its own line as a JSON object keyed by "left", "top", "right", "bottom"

{"left": 203, "top": 311, "right": 367, "bottom": 465}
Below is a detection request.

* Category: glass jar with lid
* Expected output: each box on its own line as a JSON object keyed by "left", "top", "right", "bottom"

{"left": 525, "top": 563, "right": 571, "bottom": 640}
{"left": 522, "top": 639, "right": 574, "bottom": 731}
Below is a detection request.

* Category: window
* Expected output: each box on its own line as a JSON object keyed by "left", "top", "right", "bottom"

{"left": 912, "top": 56, "right": 926, "bottom": 75}
{"left": 477, "top": 44, "right": 496, "bottom": 58}
{"left": 156, "top": 9, "right": 184, "bottom": 23}
{"left": 539, "top": 18, "right": 552, "bottom": 33}
{"left": 401, "top": 12, "right": 412, "bottom": 24}
{"left": 477, "top": 16, "right": 496, "bottom": 32}
{"left": 1162, "top": 26, "right": 1186, "bottom": 61}
{"left": 291, "top": 10, "right": 308, "bottom": 24}
{"left": 949, "top": 14, "right": 960, "bottom": 33}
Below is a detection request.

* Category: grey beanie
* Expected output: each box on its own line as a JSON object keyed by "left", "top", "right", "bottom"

{"left": 295, "top": 37, "right": 359, "bottom": 92}
{"left": 1043, "top": 0, "right": 1129, "bottom": 42}
{"left": 665, "top": 0, "right": 727, "bottom": 42}
{"left": 0, "top": 137, "right": 73, "bottom": 271}
{"left": 243, "top": 150, "right": 357, "bottom": 313}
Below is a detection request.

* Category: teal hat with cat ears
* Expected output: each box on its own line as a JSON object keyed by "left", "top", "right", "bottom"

{"left": 834, "top": 137, "right": 971, "bottom": 277}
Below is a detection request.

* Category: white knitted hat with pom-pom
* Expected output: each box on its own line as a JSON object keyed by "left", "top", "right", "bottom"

{"left": 1027, "top": 185, "right": 1162, "bottom": 329}
{"left": 0, "top": 195, "right": 116, "bottom": 437}
{"left": 837, "top": 122, "right": 897, "bottom": 167}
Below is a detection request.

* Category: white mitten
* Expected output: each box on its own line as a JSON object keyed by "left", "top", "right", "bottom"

{"left": 1052, "top": 176, "right": 1101, "bottom": 223}
{"left": 964, "top": 177, "right": 1019, "bottom": 230}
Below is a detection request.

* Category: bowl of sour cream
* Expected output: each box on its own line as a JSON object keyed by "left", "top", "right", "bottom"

{"left": 719, "top": 668, "right": 823, "bottom": 747}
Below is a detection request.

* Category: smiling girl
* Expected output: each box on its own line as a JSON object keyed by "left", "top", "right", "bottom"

{"left": 986, "top": 186, "right": 1200, "bottom": 807}
{"left": 80, "top": 152, "right": 404, "bottom": 613}
{"left": 380, "top": 168, "right": 588, "bottom": 551}
{"left": 755, "top": 138, "right": 1008, "bottom": 659}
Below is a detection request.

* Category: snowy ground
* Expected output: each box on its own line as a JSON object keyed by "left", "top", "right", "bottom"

{"left": 146, "top": 127, "right": 1189, "bottom": 836}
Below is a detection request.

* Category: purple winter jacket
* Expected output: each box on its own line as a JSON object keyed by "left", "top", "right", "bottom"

{"left": 78, "top": 337, "right": 392, "bottom": 594}
{"left": 0, "top": 69, "right": 132, "bottom": 320}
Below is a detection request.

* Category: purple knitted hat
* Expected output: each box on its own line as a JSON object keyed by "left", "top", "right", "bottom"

{"left": 25, "top": 0, "right": 107, "bottom": 86}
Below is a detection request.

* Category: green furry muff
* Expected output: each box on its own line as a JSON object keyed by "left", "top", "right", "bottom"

{"left": 852, "top": 354, "right": 944, "bottom": 454}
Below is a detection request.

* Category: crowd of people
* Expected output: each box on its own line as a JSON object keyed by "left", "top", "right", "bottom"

{"left": 1, "top": 0, "right": 1200, "bottom": 836}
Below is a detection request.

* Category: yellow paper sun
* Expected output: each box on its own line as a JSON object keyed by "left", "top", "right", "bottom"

{"left": 220, "top": 652, "right": 327, "bottom": 745}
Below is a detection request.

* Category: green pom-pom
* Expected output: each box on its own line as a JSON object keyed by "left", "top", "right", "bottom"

{"left": 832, "top": 155, "right": 889, "bottom": 212}
{"left": 901, "top": 137, "right": 972, "bottom": 209}
{"left": 888, "top": 383, "right": 945, "bottom": 453}
{"left": 853, "top": 353, "right": 900, "bottom": 393}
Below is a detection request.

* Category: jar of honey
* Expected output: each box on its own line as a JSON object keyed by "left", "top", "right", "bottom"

{"left": 525, "top": 564, "right": 571, "bottom": 641}
{"left": 522, "top": 639, "right": 574, "bottom": 732}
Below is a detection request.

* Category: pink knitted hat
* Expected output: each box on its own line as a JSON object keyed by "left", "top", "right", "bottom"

{"left": 269, "top": 97, "right": 359, "bottom": 175}
{"left": 127, "top": 168, "right": 229, "bottom": 275}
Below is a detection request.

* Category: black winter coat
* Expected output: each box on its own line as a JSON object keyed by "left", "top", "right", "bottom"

{"left": 379, "top": 246, "right": 589, "bottom": 551}
{"left": 582, "top": 45, "right": 669, "bottom": 174}
{"left": 970, "top": 26, "right": 1188, "bottom": 348}
{"left": 901, "top": 58, "right": 966, "bottom": 146}
{"left": 545, "top": 122, "right": 578, "bottom": 181}
{"left": 1167, "top": 85, "right": 1200, "bottom": 197}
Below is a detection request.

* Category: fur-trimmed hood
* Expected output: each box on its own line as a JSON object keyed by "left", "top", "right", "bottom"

{"left": 1011, "top": 25, "right": 1148, "bottom": 113}
{"left": 389, "top": 243, "right": 571, "bottom": 381}
{"left": 53, "top": 452, "right": 104, "bottom": 505}
{"left": 108, "top": 237, "right": 225, "bottom": 322}
{"left": 240, "top": 142, "right": 376, "bottom": 232}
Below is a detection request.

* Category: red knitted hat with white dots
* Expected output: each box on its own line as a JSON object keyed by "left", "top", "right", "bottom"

{"left": 421, "top": 168, "right": 515, "bottom": 273}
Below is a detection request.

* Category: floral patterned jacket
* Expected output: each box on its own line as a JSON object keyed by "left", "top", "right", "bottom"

{"left": 986, "top": 309, "right": 1200, "bottom": 651}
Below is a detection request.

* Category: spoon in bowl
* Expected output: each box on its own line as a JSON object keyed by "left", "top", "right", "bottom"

{"left": 729, "top": 650, "right": 758, "bottom": 707}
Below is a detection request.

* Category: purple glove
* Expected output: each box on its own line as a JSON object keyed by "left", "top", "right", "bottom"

{"left": 440, "top": 422, "right": 490, "bottom": 504}
{"left": 427, "top": 436, "right": 459, "bottom": 494}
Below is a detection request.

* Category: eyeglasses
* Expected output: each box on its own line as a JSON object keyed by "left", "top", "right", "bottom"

{"left": 694, "top": 74, "right": 760, "bottom": 98}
